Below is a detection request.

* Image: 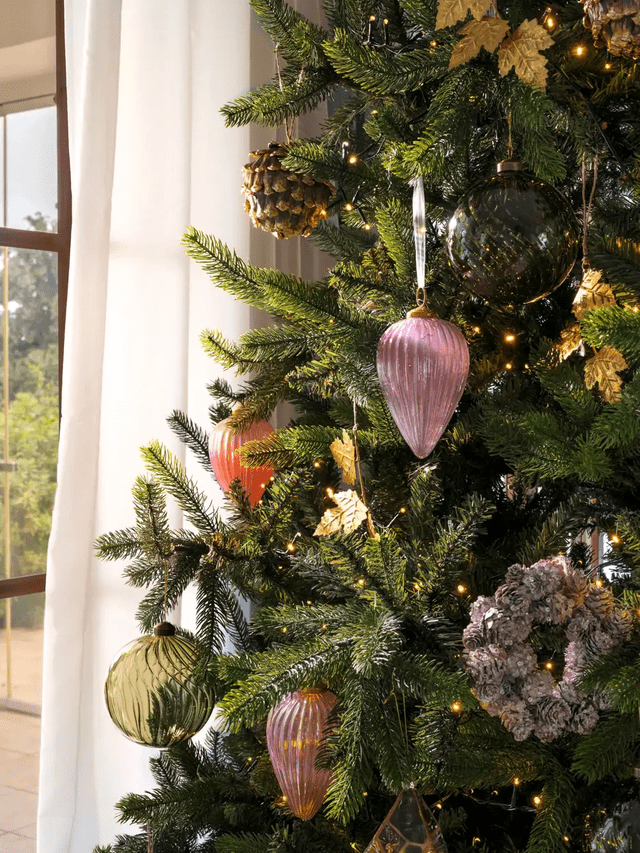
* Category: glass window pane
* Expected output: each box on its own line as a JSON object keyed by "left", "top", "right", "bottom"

{"left": 0, "top": 249, "right": 55, "bottom": 853}
{"left": 0, "top": 592, "right": 43, "bottom": 852}
{"left": 0, "top": 244, "right": 58, "bottom": 589}
{"left": 4, "top": 107, "right": 57, "bottom": 232}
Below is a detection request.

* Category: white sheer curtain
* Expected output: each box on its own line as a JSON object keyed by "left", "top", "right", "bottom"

{"left": 38, "top": 2, "right": 256, "bottom": 850}
{"left": 40, "top": 1, "right": 327, "bottom": 849}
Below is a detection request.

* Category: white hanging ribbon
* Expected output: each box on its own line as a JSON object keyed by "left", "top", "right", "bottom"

{"left": 411, "top": 176, "right": 426, "bottom": 299}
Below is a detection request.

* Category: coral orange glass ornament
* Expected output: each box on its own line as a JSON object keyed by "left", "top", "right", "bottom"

{"left": 266, "top": 687, "right": 338, "bottom": 820}
{"left": 209, "top": 417, "right": 274, "bottom": 506}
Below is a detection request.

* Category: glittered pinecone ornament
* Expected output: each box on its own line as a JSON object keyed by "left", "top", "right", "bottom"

{"left": 242, "top": 142, "right": 333, "bottom": 239}
{"left": 447, "top": 160, "right": 579, "bottom": 304}
{"left": 104, "top": 622, "right": 214, "bottom": 748}
{"left": 364, "top": 788, "right": 448, "bottom": 853}
{"left": 376, "top": 305, "right": 469, "bottom": 459}
{"left": 582, "top": 0, "right": 640, "bottom": 58}
{"left": 266, "top": 687, "right": 338, "bottom": 820}
{"left": 209, "top": 417, "right": 274, "bottom": 506}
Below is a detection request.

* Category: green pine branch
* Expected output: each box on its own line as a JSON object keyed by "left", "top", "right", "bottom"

{"left": 141, "top": 440, "right": 220, "bottom": 534}
{"left": 167, "top": 410, "right": 213, "bottom": 474}
{"left": 250, "top": 0, "right": 328, "bottom": 66}
{"left": 323, "top": 29, "right": 450, "bottom": 95}
{"left": 221, "top": 70, "right": 338, "bottom": 128}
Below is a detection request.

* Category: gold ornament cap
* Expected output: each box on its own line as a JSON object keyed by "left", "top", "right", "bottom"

{"left": 154, "top": 621, "right": 176, "bottom": 636}
{"left": 497, "top": 160, "right": 524, "bottom": 173}
{"left": 407, "top": 305, "right": 437, "bottom": 319}
{"left": 299, "top": 684, "right": 328, "bottom": 696}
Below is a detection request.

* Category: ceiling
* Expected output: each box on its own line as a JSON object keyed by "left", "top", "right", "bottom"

{"left": 0, "top": 0, "right": 56, "bottom": 114}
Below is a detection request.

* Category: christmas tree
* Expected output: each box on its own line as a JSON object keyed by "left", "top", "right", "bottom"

{"left": 94, "top": 1, "right": 640, "bottom": 852}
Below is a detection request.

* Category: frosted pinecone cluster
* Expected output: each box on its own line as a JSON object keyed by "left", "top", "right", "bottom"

{"left": 463, "top": 556, "right": 631, "bottom": 742}
{"left": 242, "top": 142, "right": 334, "bottom": 239}
{"left": 582, "top": 0, "right": 640, "bottom": 59}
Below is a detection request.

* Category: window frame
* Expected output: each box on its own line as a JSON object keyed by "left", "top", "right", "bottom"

{"left": 0, "top": 0, "right": 70, "bottom": 602}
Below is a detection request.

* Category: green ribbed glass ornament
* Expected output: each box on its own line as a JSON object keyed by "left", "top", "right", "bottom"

{"left": 104, "top": 622, "right": 214, "bottom": 748}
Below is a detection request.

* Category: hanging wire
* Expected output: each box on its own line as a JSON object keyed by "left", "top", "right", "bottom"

{"left": 274, "top": 46, "right": 294, "bottom": 143}
{"left": 352, "top": 399, "right": 367, "bottom": 508}
{"left": 162, "top": 558, "right": 169, "bottom": 623}
{"left": 581, "top": 152, "right": 599, "bottom": 268}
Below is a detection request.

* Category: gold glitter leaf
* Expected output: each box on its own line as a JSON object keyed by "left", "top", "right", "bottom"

{"left": 498, "top": 19, "right": 554, "bottom": 90}
{"left": 435, "top": 0, "right": 494, "bottom": 30}
{"left": 329, "top": 430, "right": 356, "bottom": 486}
{"left": 449, "top": 17, "right": 511, "bottom": 68}
{"left": 573, "top": 268, "right": 616, "bottom": 320}
{"left": 556, "top": 324, "right": 583, "bottom": 362}
{"left": 584, "top": 345, "right": 628, "bottom": 403}
{"left": 314, "top": 490, "right": 368, "bottom": 537}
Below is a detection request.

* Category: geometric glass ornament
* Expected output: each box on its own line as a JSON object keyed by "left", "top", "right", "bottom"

{"left": 447, "top": 161, "right": 579, "bottom": 305}
{"left": 591, "top": 800, "right": 640, "bottom": 853}
{"left": 209, "top": 417, "right": 274, "bottom": 506}
{"left": 364, "top": 788, "right": 448, "bottom": 853}
{"left": 266, "top": 687, "right": 338, "bottom": 820}
{"left": 376, "top": 307, "right": 469, "bottom": 459}
{"left": 104, "top": 621, "right": 214, "bottom": 748}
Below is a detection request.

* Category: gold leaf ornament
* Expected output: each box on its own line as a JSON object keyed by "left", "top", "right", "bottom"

{"left": 314, "top": 490, "right": 368, "bottom": 536}
{"left": 497, "top": 19, "right": 554, "bottom": 90}
{"left": 449, "top": 17, "right": 511, "bottom": 68}
{"left": 584, "top": 345, "right": 628, "bottom": 403}
{"left": 329, "top": 430, "right": 356, "bottom": 485}
{"left": 556, "top": 323, "right": 583, "bottom": 362}
{"left": 435, "top": 0, "right": 494, "bottom": 30}
{"left": 572, "top": 268, "right": 616, "bottom": 320}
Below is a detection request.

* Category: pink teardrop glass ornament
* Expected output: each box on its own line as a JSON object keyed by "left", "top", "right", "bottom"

{"left": 209, "top": 417, "right": 274, "bottom": 506}
{"left": 376, "top": 309, "right": 469, "bottom": 459}
{"left": 266, "top": 687, "right": 338, "bottom": 820}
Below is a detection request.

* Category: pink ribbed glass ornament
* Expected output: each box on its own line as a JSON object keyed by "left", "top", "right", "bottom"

{"left": 266, "top": 687, "right": 338, "bottom": 820}
{"left": 209, "top": 417, "right": 274, "bottom": 506}
{"left": 376, "top": 307, "right": 469, "bottom": 459}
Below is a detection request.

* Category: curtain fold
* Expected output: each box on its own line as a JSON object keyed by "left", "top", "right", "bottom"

{"left": 39, "top": 2, "right": 252, "bottom": 850}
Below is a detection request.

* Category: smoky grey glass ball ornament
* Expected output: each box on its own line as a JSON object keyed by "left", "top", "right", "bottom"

{"left": 447, "top": 161, "right": 580, "bottom": 305}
